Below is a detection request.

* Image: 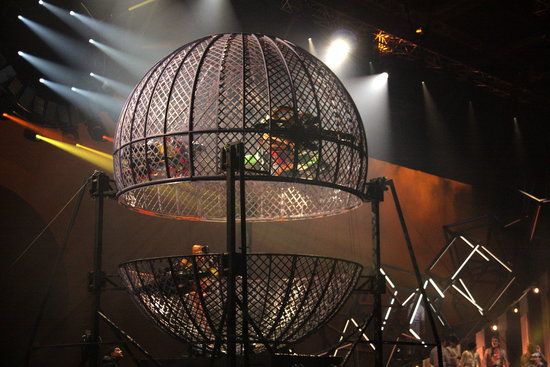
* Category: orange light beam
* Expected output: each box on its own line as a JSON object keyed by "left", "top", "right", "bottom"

{"left": 102, "top": 135, "right": 114, "bottom": 142}
{"left": 2, "top": 113, "right": 63, "bottom": 140}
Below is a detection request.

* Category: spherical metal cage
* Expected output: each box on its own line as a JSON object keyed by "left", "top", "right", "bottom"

{"left": 113, "top": 33, "right": 368, "bottom": 221}
{"left": 119, "top": 254, "right": 362, "bottom": 347}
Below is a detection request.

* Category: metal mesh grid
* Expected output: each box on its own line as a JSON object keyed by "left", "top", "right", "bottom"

{"left": 119, "top": 254, "right": 362, "bottom": 347}
{"left": 113, "top": 33, "right": 368, "bottom": 221}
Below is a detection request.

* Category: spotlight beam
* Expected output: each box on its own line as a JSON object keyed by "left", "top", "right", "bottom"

{"left": 76, "top": 144, "right": 113, "bottom": 160}
{"left": 36, "top": 135, "right": 113, "bottom": 172}
{"left": 18, "top": 52, "right": 83, "bottom": 85}
{"left": 2, "top": 113, "right": 63, "bottom": 140}
{"left": 18, "top": 16, "right": 92, "bottom": 67}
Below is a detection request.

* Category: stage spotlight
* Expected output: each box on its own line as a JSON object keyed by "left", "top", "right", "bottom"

{"left": 416, "top": 27, "right": 423, "bottom": 34}
{"left": 89, "top": 72, "right": 95, "bottom": 77}
{"left": 85, "top": 120, "right": 107, "bottom": 142}
{"left": 533, "top": 287, "right": 540, "bottom": 294}
{"left": 308, "top": 37, "right": 317, "bottom": 56}
{"left": 89, "top": 38, "right": 95, "bottom": 44}
{"left": 23, "top": 128, "right": 40, "bottom": 142}
{"left": 18, "top": 15, "right": 24, "bottom": 20}
{"left": 18, "top": 51, "right": 24, "bottom": 56}
{"left": 38, "top": 0, "right": 44, "bottom": 5}
{"left": 324, "top": 38, "right": 352, "bottom": 69}
{"left": 69, "top": 10, "right": 76, "bottom": 16}
{"left": 491, "top": 324, "right": 498, "bottom": 331}
{"left": 39, "top": 78, "right": 45, "bottom": 83}
{"left": 513, "top": 307, "right": 519, "bottom": 313}
{"left": 71, "top": 87, "right": 77, "bottom": 91}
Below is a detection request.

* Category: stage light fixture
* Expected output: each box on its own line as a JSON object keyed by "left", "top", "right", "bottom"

{"left": 89, "top": 72, "right": 95, "bottom": 77}
{"left": 491, "top": 324, "right": 498, "bottom": 331}
{"left": 533, "top": 287, "right": 540, "bottom": 294}
{"left": 18, "top": 15, "right": 24, "bottom": 20}
{"left": 86, "top": 120, "right": 107, "bottom": 142}
{"left": 38, "top": 0, "right": 44, "bottom": 5}
{"left": 88, "top": 39, "right": 95, "bottom": 44}
{"left": 39, "top": 78, "right": 45, "bottom": 83}
{"left": 71, "top": 87, "right": 77, "bottom": 91}
{"left": 24, "top": 129, "right": 40, "bottom": 142}
{"left": 69, "top": 11, "right": 76, "bottom": 16}
{"left": 325, "top": 38, "right": 352, "bottom": 69}
{"left": 513, "top": 307, "right": 518, "bottom": 313}
{"left": 415, "top": 27, "right": 423, "bottom": 34}
{"left": 18, "top": 51, "right": 24, "bottom": 56}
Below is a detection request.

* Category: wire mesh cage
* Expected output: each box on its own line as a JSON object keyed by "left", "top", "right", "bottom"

{"left": 119, "top": 254, "right": 362, "bottom": 348}
{"left": 113, "top": 33, "right": 368, "bottom": 221}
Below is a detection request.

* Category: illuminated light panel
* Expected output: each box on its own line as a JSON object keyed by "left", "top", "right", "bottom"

{"left": 76, "top": 144, "right": 113, "bottom": 160}
{"left": 35, "top": 135, "right": 113, "bottom": 172}
{"left": 128, "top": 0, "right": 158, "bottom": 11}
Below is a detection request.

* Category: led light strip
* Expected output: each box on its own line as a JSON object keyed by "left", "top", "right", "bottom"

{"left": 451, "top": 245, "right": 479, "bottom": 280}
{"left": 460, "top": 236, "right": 489, "bottom": 261}
{"left": 409, "top": 294, "right": 423, "bottom": 324}
{"left": 452, "top": 284, "right": 483, "bottom": 311}
{"left": 480, "top": 245, "right": 512, "bottom": 272}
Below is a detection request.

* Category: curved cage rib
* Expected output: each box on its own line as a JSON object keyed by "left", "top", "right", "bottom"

{"left": 119, "top": 254, "right": 362, "bottom": 347}
{"left": 113, "top": 33, "right": 368, "bottom": 221}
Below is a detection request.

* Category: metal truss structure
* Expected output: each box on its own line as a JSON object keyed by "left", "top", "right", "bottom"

{"left": 280, "top": 0, "right": 548, "bottom": 104}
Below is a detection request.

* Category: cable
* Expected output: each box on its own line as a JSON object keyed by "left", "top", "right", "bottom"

{"left": 6, "top": 178, "right": 91, "bottom": 272}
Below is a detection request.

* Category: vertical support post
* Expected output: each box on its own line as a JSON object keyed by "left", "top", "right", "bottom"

{"left": 367, "top": 177, "right": 387, "bottom": 367}
{"left": 89, "top": 171, "right": 109, "bottom": 367}
{"left": 225, "top": 145, "right": 237, "bottom": 367}
{"left": 238, "top": 143, "right": 250, "bottom": 366}
{"left": 372, "top": 199, "right": 384, "bottom": 367}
